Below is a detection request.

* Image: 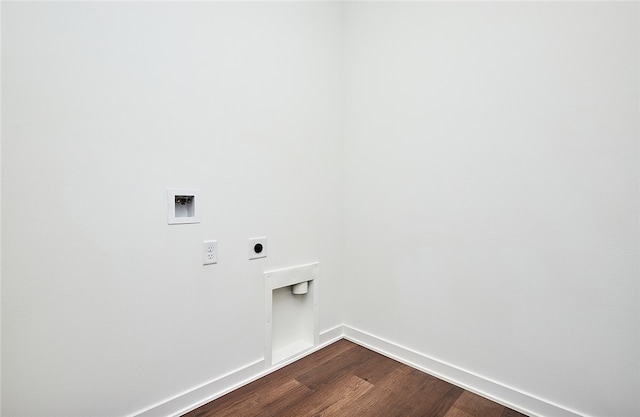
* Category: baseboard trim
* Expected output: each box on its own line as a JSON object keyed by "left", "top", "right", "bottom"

{"left": 131, "top": 326, "right": 346, "bottom": 417}
{"left": 131, "top": 358, "right": 265, "bottom": 417}
{"left": 132, "top": 325, "right": 588, "bottom": 417}
{"left": 319, "top": 324, "right": 344, "bottom": 345}
{"left": 342, "top": 325, "right": 588, "bottom": 417}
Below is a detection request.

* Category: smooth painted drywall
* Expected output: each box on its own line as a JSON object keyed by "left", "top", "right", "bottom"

{"left": 343, "top": 3, "right": 639, "bottom": 417}
{"left": 1, "top": 3, "right": 343, "bottom": 416}
{"left": 3, "top": 2, "right": 639, "bottom": 417}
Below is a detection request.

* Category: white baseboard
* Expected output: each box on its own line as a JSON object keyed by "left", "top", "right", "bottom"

{"left": 319, "top": 324, "right": 344, "bottom": 345}
{"left": 132, "top": 324, "right": 587, "bottom": 417}
{"left": 131, "top": 325, "right": 345, "bottom": 417}
{"left": 342, "top": 325, "right": 588, "bottom": 417}
{"left": 131, "top": 358, "right": 265, "bottom": 417}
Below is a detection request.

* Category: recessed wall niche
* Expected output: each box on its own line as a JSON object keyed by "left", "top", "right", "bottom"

{"left": 264, "top": 263, "right": 319, "bottom": 367}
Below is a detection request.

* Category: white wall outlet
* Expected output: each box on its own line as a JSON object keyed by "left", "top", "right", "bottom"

{"left": 202, "top": 240, "right": 218, "bottom": 265}
{"left": 249, "top": 237, "right": 267, "bottom": 260}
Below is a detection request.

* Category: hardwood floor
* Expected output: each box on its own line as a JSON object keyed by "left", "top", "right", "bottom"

{"left": 183, "top": 339, "right": 529, "bottom": 417}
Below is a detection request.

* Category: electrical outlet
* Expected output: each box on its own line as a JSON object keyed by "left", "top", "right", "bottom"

{"left": 248, "top": 237, "right": 267, "bottom": 260}
{"left": 202, "top": 240, "right": 218, "bottom": 265}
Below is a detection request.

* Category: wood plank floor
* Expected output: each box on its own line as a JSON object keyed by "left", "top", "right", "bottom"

{"left": 183, "top": 339, "right": 529, "bottom": 417}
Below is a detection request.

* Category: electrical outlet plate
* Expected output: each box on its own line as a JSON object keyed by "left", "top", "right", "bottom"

{"left": 249, "top": 237, "right": 267, "bottom": 260}
{"left": 202, "top": 240, "right": 218, "bottom": 265}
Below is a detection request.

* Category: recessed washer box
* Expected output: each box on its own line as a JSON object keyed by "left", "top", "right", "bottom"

{"left": 264, "top": 262, "right": 319, "bottom": 367}
{"left": 167, "top": 188, "right": 200, "bottom": 224}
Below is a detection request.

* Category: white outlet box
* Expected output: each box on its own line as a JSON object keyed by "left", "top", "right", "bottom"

{"left": 249, "top": 237, "right": 267, "bottom": 260}
{"left": 167, "top": 188, "right": 200, "bottom": 225}
{"left": 202, "top": 240, "right": 218, "bottom": 265}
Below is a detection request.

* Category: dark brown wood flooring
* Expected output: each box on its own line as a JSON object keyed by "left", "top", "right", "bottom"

{"left": 183, "top": 339, "right": 529, "bottom": 417}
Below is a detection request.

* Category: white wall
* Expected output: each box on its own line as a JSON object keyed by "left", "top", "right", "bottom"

{"left": 3, "top": 2, "right": 639, "bottom": 417}
{"left": 1, "top": 3, "right": 343, "bottom": 416}
{"left": 343, "top": 2, "right": 638, "bottom": 417}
